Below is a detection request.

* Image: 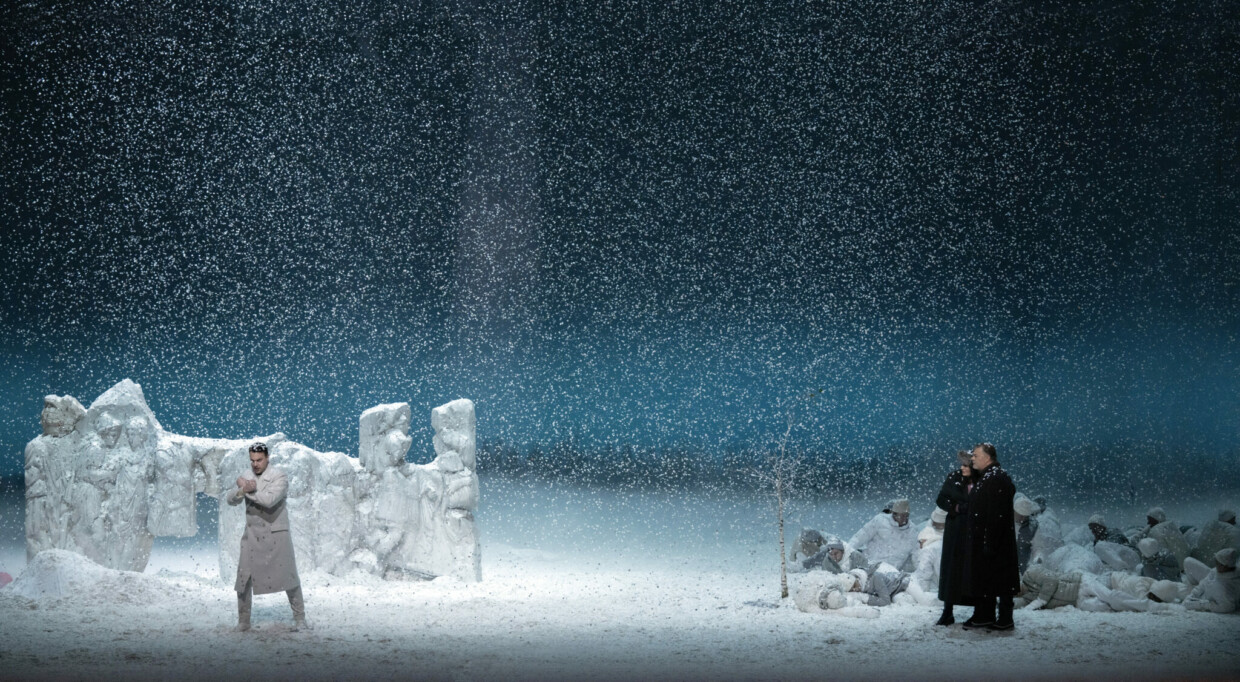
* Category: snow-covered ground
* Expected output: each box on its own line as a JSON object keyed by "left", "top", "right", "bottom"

{"left": 1, "top": 478, "right": 1238, "bottom": 680}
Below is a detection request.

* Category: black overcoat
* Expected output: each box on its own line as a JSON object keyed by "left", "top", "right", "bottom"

{"left": 968, "top": 463, "right": 1021, "bottom": 597}
{"left": 935, "top": 469, "right": 974, "bottom": 605}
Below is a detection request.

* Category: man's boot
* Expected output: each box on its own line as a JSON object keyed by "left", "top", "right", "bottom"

{"left": 235, "top": 588, "right": 252, "bottom": 632}
{"left": 989, "top": 595, "right": 1015, "bottom": 631}
{"left": 935, "top": 602, "right": 955, "bottom": 626}
{"left": 288, "top": 586, "right": 309, "bottom": 631}
{"left": 962, "top": 596, "right": 996, "bottom": 630}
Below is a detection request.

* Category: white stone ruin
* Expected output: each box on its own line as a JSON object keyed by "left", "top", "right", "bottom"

{"left": 24, "top": 379, "right": 481, "bottom": 582}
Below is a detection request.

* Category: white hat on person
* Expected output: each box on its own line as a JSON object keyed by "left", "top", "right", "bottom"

{"left": 1013, "top": 494, "right": 1038, "bottom": 517}
{"left": 1215, "top": 548, "right": 1238, "bottom": 568}
{"left": 1148, "top": 580, "right": 1180, "bottom": 603}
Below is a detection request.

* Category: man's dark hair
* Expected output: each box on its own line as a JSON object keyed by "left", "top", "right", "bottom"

{"left": 249, "top": 442, "right": 269, "bottom": 455}
{"left": 975, "top": 442, "right": 998, "bottom": 465}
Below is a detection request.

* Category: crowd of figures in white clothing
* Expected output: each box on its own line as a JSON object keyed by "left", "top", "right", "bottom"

{"left": 790, "top": 457, "right": 1240, "bottom": 622}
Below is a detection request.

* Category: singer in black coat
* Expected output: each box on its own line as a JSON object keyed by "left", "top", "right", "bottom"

{"left": 967, "top": 460, "right": 1021, "bottom": 628}
{"left": 935, "top": 469, "right": 974, "bottom": 607}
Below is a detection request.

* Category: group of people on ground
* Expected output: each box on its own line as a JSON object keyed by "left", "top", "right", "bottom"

{"left": 792, "top": 443, "right": 1240, "bottom": 628}
{"left": 1006, "top": 503, "right": 1238, "bottom": 616}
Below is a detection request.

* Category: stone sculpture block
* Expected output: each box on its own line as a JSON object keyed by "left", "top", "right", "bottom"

{"left": 24, "top": 380, "right": 481, "bottom": 583}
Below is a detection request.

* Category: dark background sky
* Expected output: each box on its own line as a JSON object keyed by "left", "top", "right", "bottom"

{"left": 1, "top": 0, "right": 1237, "bottom": 491}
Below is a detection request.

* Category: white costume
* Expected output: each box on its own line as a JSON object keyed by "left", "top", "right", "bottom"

{"left": 849, "top": 514, "right": 918, "bottom": 572}
{"left": 1183, "top": 548, "right": 1240, "bottom": 614}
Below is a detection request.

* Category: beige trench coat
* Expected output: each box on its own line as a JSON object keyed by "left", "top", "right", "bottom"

{"left": 228, "top": 467, "right": 301, "bottom": 595}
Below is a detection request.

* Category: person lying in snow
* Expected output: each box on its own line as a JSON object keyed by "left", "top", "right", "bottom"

{"left": 789, "top": 528, "right": 827, "bottom": 563}
{"left": 791, "top": 572, "right": 880, "bottom": 619}
{"left": 795, "top": 563, "right": 912, "bottom": 613}
{"left": 846, "top": 563, "right": 913, "bottom": 607}
{"left": 1015, "top": 564, "right": 1184, "bottom": 613}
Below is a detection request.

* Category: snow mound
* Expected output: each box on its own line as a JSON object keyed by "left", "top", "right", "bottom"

{"left": 10, "top": 549, "right": 185, "bottom": 604}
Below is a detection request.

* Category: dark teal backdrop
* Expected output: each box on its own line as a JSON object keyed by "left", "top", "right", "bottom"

{"left": 2, "top": 1, "right": 1237, "bottom": 494}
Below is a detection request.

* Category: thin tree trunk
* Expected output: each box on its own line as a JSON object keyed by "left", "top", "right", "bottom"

{"left": 777, "top": 413, "right": 793, "bottom": 599}
{"left": 778, "top": 468, "right": 788, "bottom": 598}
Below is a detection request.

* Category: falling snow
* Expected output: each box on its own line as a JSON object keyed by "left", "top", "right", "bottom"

{"left": 0, "top": 0, "right": 1238, "bottom": 679}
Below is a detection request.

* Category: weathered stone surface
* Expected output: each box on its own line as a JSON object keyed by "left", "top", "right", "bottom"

{"left": 25, "top": 380, "right": 481, "bottom": 583}
{"left": 359, "top": 402, "right": 412, "bottom": 473}
{"left": 40, "top": 395, "right": 85, "bottom": 437}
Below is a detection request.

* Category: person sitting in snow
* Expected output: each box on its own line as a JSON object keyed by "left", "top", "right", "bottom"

{"left": 1026, "top": 495, "right": 1064, "bottom": 565}
{"left": 919, "top": 508, "right": 946, "bottom": 551}
{"left": 799, "top": 536, "right": 868, "bottom": 573}
{"left": 849, "top": 498, "right": 919, "bottom": 572}
{"left": 1014, "top": 494, "right": 1039, "bottom": 575}
{"left": 1138, "top": 538, "right": 1181, "bottom": 582}
{"left": 1145, "top": 515, "right": 1192, "bottom": 568}
{"left": 1065, "top": 513, "right": 1131, "bottom": 547}
{"left": 1045, "top": 541, "right": 1105, "bottom": 575}
{"left": 1060, "top": 513, "right": 1139, "bottom": 573}
{"left": 1095, "top": 539, "right": 1142, "bottom": 573}
{"left": 1189, "top": 510, "right": 1240, "bottom": 569}
{"left": 789, "top": 528, "right": 827, "bottom": 563}
{"left": 1183, "top": 548, "right": 1240, "bottom": 614}
{"left": 905, "top": 508, "right": 946, "bottom": 605}
{"left": 1125, "top": 507, "right": 1168, "bottom": 544}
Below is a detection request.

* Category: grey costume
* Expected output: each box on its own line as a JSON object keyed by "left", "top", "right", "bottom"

{"left": 864, "top": 566, "right": 912, "bottom": 607}
{"left": 228, "top": 466, "right": 304, "bottom": 627}
{"left": 790, "top": 529, "right": 827, "bottom": 562}
{"left": 802, "top": 547, "right": 867, "bottom": 573}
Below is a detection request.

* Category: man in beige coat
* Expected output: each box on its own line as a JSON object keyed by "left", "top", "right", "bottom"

{"left": 228, "top": 442, "right": 306, "bottom": 631}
